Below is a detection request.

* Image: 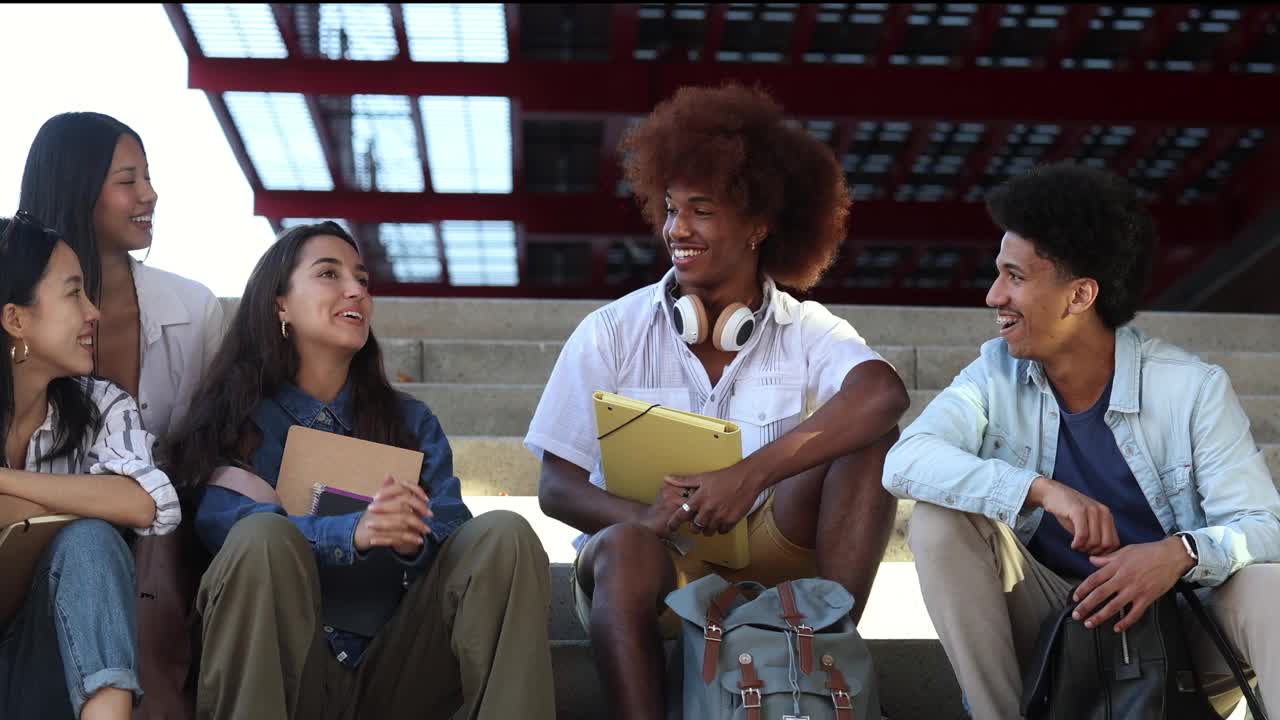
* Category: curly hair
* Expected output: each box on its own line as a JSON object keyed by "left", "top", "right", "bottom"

{"left": 620, "top": 84, "right": 851, "bottom": 291}
{"left": 985, "top": 162, "right": 1157, "bottom": 329}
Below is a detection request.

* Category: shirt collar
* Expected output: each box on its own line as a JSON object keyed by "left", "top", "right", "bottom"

{"left": 272, "top": 380, "right": 355, "bottom": 433}
{"left": 649, "top": 267, "right": 795, "bottom": 326}
{"left": 1019, "top": 326, "right": 1141, "bottom": 414}
{"left": 131, "top": 257, "right": 191, "bottom": 347}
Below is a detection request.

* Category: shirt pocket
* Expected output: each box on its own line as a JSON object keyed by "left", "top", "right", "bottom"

{"left": 980, "top": 424, "right": 1030, "bottom": 468}
{"left": 616, "top": 386, "right": 692, "bottom": 413}
{"left": 1157, "top": 462, "right": 1193, "bottom": 496}
{"left": 727, "top": 383, "right": 804, "bottom": 453}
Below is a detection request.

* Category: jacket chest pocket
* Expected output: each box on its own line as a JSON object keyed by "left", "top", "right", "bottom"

{"left": 728, "top": 384, "right": 804, "bottom": 452}
{"left": 1158, "top": 463, "right": 1192, "bottom": 496}
{"left": 980, "top": 425, "right": 1030, "bottom": 468}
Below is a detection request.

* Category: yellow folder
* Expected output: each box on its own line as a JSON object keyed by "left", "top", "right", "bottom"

{"left": 593, "top": 391, "right": 749, "bottom": 569}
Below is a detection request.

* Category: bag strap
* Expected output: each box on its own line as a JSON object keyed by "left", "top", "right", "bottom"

{"left": 701, "top": 585, "right": 741, "bottom": 684}
{"left": 1176, "top": 582, "right": 1268, "bottom": 720}
{"left": 737, "top": 652, "right": 764, "bottom": 720}
{"left": 208, "top": 466, "right": 281, "bottom": 506}
{"left": 777, "top": 581, "right": 815, "bottom": 674}
{"left": 821, "top": 654, "right": 856, "bottom": 720}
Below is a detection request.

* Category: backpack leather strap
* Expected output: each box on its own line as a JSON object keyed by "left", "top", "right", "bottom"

{"left": 737, "top": 652, "right": 764, "bottom": 720}
{"left": 822, "top": 654, "right": 856, "bottom": 720}
{"left": 777, "top": 581, "right": 815, "bottom": 674}
{"left": 701, "top": 585, "right": 740, "bottom": 684}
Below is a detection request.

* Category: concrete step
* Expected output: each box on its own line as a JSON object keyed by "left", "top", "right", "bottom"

{"left": 392, "top": 339, "right": 1280, "bottom": 396}
{"left": 221, "top": 297, "right": 1280, "bottom": 351}
{"left": 403, "top": 383, "right": 1280, "bottom": 444}
{"left": 453, "top": 438, "right": 1280, "bottom": 499}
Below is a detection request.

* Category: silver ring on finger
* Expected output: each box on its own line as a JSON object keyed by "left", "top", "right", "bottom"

{"left": 681, "top": 502, "right": 693, "bottom": 515}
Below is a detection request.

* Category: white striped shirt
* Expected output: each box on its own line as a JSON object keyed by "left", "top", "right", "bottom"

{"left": 19, "top": 377, "right": 180, "bottom": 535}
{"left": 526, "top": 269, "right": 885, "bottom": 550}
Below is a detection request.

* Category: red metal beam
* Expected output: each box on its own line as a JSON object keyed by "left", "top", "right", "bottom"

{"left": 1110, "top": 126, "right": 1163, "bottom": 179}
{"left": 163, "top": 4, "right": 263, "bottom": 192}
{"left": 789, "top": 4, "right": 818, "bottom": 65}
{"left": 435, "top": 222, "right": 451, "bottom": 285}
{"left": 389, "top": 3, "right": 410, "bottom": 60}
{"left": 1042, "top": 125, "right": 1089, "bottom": 164}
{"left": 1224, "top": 132, "right": 1280, "bottom": 222}
{"left": 610, "top": 3, "right": 639, "bottom": 62}
{"left": 1043, "top": 4, "right": 1101, "bottom": 68}
{"left": 958, "top": 4, "right": 1006, "bottom": 68}
{"left": 1162, "top": 128, "right": 1245, "bottom": 203}
{"left": 875, "top": 4, "right": 912, "bottom": 67}
{"left": 598, "top": 117, "right": 627, "bottom": 196}
{"left": 183, "top": 57, "right": 1280, "bottom": 125}
{"left": 270, "top": 5, "right": 346, "bottom": 192}
{"left": 163, "top": 3, "right": 200, "bottom": 58}
{"left": 885, "top": 123, "right": 934, "bottom": 198}
{"left": 505, "top": 4, "right": 522, "bottom": 63}
{"left": 1129, "top": 5, "right": 1194, "bottom": 71}
{"left": 252, "top": 190, "right": 1233, "bottom": 248}
{"left": 1215, "top": 7, "right": 1275, "bottom": 72}
{"left": 949, "top": 123, "right": 1011, "bottom": 201}
{"left": 703, "top": 4, "right": 727, "bottom": 63}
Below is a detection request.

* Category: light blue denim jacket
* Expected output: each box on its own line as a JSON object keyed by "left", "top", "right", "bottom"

{"left": 883, "top": 326, "right": 1280, "bottom": 587}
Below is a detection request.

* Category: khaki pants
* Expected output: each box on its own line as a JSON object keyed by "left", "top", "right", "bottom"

{"left": 910, "top": 503, "right": 1280, "bottom": 720}
{"left": 572, "top": 493, "right": 818, "bottom": 638}
{"left": 195, "top": 510, "right": 554, "bottom": 720}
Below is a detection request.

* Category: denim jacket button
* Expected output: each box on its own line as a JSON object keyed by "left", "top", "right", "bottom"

{"left": 335, "top": 549, "right": 344, "bottom": 560}
{"left": 323, "top": 625, "right": 334, "bottom": 633}
{"left": 945, "top": 494, "right": 956, "bottom": 505}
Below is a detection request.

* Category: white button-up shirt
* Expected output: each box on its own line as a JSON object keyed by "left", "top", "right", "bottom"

{"left": 21, "top": 377, "right": 181, "bottom": 535}
{"left": 131, "top": 258, "right": 224, "bottom": 440}
{"left": 525, "top": 269, "right": 886, "bottom": 550}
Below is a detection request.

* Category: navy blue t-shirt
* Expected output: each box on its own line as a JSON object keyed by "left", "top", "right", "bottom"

{"left": 1027, "top": 376, "right": 1165, "bottom": 580}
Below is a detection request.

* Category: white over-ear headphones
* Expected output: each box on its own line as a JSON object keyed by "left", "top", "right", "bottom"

{"left": 672, "top": 294, "right": 757, "bottom": 352}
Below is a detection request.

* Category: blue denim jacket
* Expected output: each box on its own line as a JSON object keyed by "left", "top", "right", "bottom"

{"left": 194, "top": 381, "right": 473, "bottom": 665}
{"left": 884, "top": 326, "right": 1280, "bottom": 587}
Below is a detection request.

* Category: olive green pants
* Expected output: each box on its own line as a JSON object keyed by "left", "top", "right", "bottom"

{"left": 195, "top": 510, "right": 554, "bottom": 720}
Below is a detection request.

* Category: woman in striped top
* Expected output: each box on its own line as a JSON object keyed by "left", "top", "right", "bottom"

{"left": 0, "top": 215, "right": 180, "bottom": 720}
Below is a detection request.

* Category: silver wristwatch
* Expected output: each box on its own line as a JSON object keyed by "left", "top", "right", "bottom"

{"left": 1176, "top": 532, "right": 1199, "bottom": 564}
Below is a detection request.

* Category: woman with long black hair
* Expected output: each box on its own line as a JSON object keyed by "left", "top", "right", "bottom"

{"left": 0, "top": 214, "right": 179, "bottom": 719}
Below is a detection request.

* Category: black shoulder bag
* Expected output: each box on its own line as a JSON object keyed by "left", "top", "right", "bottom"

{"left": 1022, "top": 582, "right": 1267, "bottom": 720}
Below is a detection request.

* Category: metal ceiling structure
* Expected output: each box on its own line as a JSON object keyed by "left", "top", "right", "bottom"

{"left": 165, "top": 3, "right": 1280, "bottom": 307}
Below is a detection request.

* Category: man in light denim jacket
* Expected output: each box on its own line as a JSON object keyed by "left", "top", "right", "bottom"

{"left": 884, "top": 162, "right": 1280, "bottom": 718}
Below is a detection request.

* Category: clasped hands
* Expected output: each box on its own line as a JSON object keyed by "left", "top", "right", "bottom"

{"left": 353, "top": 475, "right": 433, "bottom": 557}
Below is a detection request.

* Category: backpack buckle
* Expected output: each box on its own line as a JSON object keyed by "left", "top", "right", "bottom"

{"left": 796, "top": 623, "right": 815, "bottom": 638}
{"left": 831, "top": 689, "right": 853, "bottom": 711}
{"left": 741, "top": 688, "right": 762, "bottom": 709}
{"left": 704, "top": 623, "right": 723, "bottom": 642}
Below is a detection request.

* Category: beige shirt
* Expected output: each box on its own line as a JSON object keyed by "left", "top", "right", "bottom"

{"left": 131, "top": 258, "right": 225, "bottom": 441}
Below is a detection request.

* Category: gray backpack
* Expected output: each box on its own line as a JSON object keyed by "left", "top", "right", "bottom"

{"left": 665, "top": 574, "right": 880, "bottom": 720}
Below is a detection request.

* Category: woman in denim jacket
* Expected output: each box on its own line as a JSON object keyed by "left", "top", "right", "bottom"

{"left": 166, "top": 222, "right": 554, "bottom": 720}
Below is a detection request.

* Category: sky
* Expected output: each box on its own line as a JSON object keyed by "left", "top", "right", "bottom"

{"left": 0, "top": 3, "right": 275, "bottom": 298}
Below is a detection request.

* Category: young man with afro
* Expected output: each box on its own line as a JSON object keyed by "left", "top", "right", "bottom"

{"left": 525, "top": 83, "right": 910, "bottom": 716}
{"left": 887, "top": 162, "right": 1280, "bottom": 717}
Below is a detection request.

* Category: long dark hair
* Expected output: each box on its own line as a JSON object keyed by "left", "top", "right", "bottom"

{"left": 166, "top": 222, "right": 416, "bottom": 494}
{"left": 0, "top": 215, "right": 100, "bottom": 466}
{"left": 18, "top": 112, "right": 145, "bottom": 304}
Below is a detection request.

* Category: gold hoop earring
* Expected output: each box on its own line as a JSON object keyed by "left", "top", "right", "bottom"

{"left": 10, "top": 340, "right": 30, "bottom": 365}
{"left": 281, "top": 320, "right": 289, "bottom": 339}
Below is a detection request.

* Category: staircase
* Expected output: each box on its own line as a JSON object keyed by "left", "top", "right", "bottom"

{"left": 225, "top": 298, "right": 1280, "bottom": 719}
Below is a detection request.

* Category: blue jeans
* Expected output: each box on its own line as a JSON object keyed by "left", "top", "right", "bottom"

{"left": 0, "top": 519, "right": 142, "bottom": 718}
